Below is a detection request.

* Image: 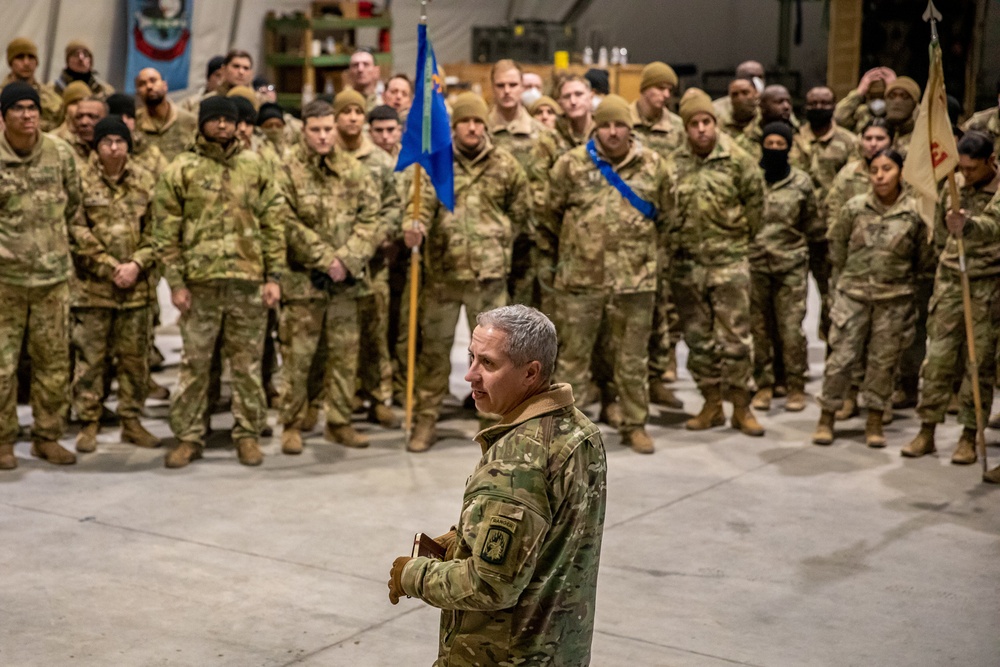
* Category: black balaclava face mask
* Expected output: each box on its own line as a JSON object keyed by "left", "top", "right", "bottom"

{"left": 806, "top": 107, "right": 834, "bottom": 131}
{"left": 761, "top": 147, "right": 790, "bottom": 183}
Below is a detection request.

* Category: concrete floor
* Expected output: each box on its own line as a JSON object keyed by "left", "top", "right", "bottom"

{"left": 2, "top": 304, "right": 999, "bottom": 666}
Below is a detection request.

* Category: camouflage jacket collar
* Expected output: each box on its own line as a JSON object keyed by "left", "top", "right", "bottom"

{"left": 629, "top": 99, "right": 673, "bottom": 133}
{"left": 194, "top": 134, "right": 241, "bottom": 164}
{"left": 475, "top": 383, "right": 576, "bottom": 453}
{"left": 86, "top": 150, "right": 135, "bottom": 189}
{"left": 136, "top": 101, "right": 179, "bottom": 133}
{"left": 593, "top": 136, "right": 643, "bottom": 172}
{"left": 487, "top": 104, "right": 534, "bottom": 136}
{"left": 336, "top": 131, "right": 376, "bottom": 161}
{"left": 2, "top": 73, "right": 41, "bottom": 89}
{"left": 679, "top": 132, "right": 732, "bottom": 162}
{"left": 0, "top": 130, "right": 43, "bottom": 163}
{"left": 292, "top": 140, "right": 348, "bottom": 178}
{"left": 865, "top": 189, "right": 918, "bottom": 218}
{"left": 556, "top": 115, "right": 595, "bottom": 147}
{"left": 453, "top": 136, "right": 494, "bottom": 169}
{"left": 958, "top": 168, "right": 1000, "bottom": 198}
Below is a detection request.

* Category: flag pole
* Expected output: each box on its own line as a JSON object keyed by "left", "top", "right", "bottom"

{"left": 404, "top": 0, "right": 430, "bottom": 440}
{"left": 925, "top": 1, "right": 988, "bottom": 477}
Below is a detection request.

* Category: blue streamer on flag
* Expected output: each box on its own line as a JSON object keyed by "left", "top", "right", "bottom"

{"left": 396, "top": 23, "right": 454, "bottom": 211}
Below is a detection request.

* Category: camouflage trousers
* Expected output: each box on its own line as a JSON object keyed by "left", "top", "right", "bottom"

{"left": 898, "top": 276, "right": 934, "bottom": 396}
{"left": 818, "top": 291, "right": 914, "bottom": 412}
{"left": 392, "top": 247, "right": 419, "bottom": 401}
{"left": 0, "top": 281, "right": 70, "bottom": 444}
{"left": 171, "top": 281, "right": 267, "bottom": 444}
{"left": 358, "top": 263, "right": 393, "bottom": 405}
{"left": 415, "top": 279, "right": 507, "bottom": 421}
{"left": 809, "top": 240, "right": 832, "bottom": 344}
{"left": 751, "top": 266, "right": 808, "bottom": 390}
{"left": 672, "top": 260, "right": 753, "bottom": 392}
{"left": 71, "top": 306, "right": 151, "bottom": 421}
{"left": 648, "top": 266, "right": 680, "bottom": 380}
{"left": 279, "top": 293, "right": 359, "bottom": 428}
{"left": 554, "top": 290, "right": 654, "bottom": 431}
{"left": 917, "top": 270, "right": 1000, "bottom": 429}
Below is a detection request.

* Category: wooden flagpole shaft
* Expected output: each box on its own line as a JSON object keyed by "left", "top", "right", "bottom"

{"left": 405, "top": 163, "right": 424, "bottom": 438}
{"left": 946, "top": 172, "right": 988, "bottom": 476}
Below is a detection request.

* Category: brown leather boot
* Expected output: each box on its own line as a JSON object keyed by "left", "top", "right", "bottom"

{"left": 812, "top": 410, "right": 836, "bottom": 445}
{"left": 865, "top": 409, "right": 885, "bottom": 448}
{"left": 369, "top": 403, "right": 401, "bottom": 429}
{"left": 785, "top": 385, "right": 807, "bottom": 412}
{"left": 76, "top": 422, "right": 100, "bottom": 453}
{"left": 281, "top": 427, "right": 303, "bottom": 455}
{"left": 901, "top": 423, "right": 936, "bottom": 458}
{"left": 751, "top": 387, "right": 772, "bottom": 410}
{"left": 599, "top": 401, "right": 623, "bottom": 428}
{"left": 624, "top": 428, "right": 654, "bottom": 454}
{"left": 835, "top": 388, "right": 859, "bottom": 420}
{"left": 649, "top": 381, "right": 683, "bottom": 409}
{"left": 121, "top": 418, "right": 160, "bottom": 448}
{"left": 32, "top": 440, "right": 76, "bottom": 465}
{"left": 0, "top": 443, "right": 16, "bottom": 470}
{"left": 686, "top": 386, "right": 725, "bottom": 431}
{"left": 731, "top": 390, "right": 765, "bottom": 437}
{"left": 406, "top": 417, "right": 436, "bottom": 453}
{"left": 951, "top": 428, "right": 978, "bottom": 465}
{"left": 147, "top": 377, "right": 170, "bottom": 401}
{"left": 164, "top": 441, "right": 202, "bottom": 468}
{"left": 236, "top": 437, "right": 263, "bottom": 466}
{"left": 984, "top": 465, "right": 1000, "bottom": 484}
{"left": 325, "top": 424, "right": 370, "bottom": 449}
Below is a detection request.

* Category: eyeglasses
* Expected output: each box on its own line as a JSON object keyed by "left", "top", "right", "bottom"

{"left": 8, "top": 103, "right": 39, "bottom": 116}
{"left": 98, "top": 137, "right": 129, "bottom": 148}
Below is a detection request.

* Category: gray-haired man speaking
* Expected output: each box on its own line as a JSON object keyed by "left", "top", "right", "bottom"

{"left": 387, "top": 304, "right": 608, "bottom": 665}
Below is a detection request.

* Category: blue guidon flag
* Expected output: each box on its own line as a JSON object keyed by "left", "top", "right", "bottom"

{"left": 124, "top": 0, "right": 193, "bottom": 94}
{"left": 396, "top": 23, "right": 454, "bottom": 211}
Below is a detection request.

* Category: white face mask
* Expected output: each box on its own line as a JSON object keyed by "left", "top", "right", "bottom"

{"left": 869, "top": 98, "right": 886, "bottom": 117}
{"left": 752, "top": 76, "right": 765, "bottom": 94}
{"left": 591, "top": 94, "right": 604, "bottom": 112}
{"left": 521, "top": 88, "right": 542, "bottom": 107}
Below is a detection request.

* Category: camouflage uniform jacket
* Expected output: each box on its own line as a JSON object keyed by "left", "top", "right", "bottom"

{"left": 52, "top": 69, "right": 114, "bottom": 98}
{"left": 962, "top": 107, "right": 1000, "bottom": 155}
{"left": 828, "top": 191, "right": 935, "bottom": 301}
{"left": 825, "top": 158, "right": 870, "bottom": 228}
{"left": 750, "top": 167, "right": 820, "bottom": 274}
{"left": 150, "top": 135, "right": 287, "bottom": 291}
{"left": 278, "top": 140, "right": 381, "bottom": 301}
{"left": 52, "top": 124, "right": 92, "bottom": 163}
{"left": 833, "top": 89, "right": 873, "bottom": 133}
{"left": 135, "top": 101, "right": 198, "bottom": 162}
{"left": 791, "top": 123, "right": 859, "bottom": 224}
{"left": 339, "top": 133, "right": 402, "bottom": 245}
{"left": 540, "top": 138, "right": 670, "bottom": 294}
{"left": 935, "top": 170, "right": 1000, "bottom": 278}
{"left": 629, "top": 100, "right": 684, "bottom": 157}
{"left": 72, "top": 153, "right": 158, "bottom": 308}
{"left": 402, "top": 383, "right": 606, "bottom": 667}
{"left": 131, "top": 133, "right": 169, "bottom": 180}
{"left": 719, "top": 109, "right": 763, "bottom": 161}
{"left": 2, "top": 73, "right": 62, "bottom": 132}
{"left": 552, "top": 115, "right": 595, "bottom": 156}
{"left": 487, "top": 105, "right": 559, "bottom": 211}
{"left": 665, "top": 132, "right": 765, "bottom": 268}
{"left": 0, "top": 131, "right": 82, "bottom": 287}
{"left": 407, "top": 139, "right": 531, "bottom": 283}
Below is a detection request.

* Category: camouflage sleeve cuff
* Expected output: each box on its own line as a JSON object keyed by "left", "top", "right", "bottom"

{"left": 164, "top": 269, "right": 186, "bottom": 293}
{"left": 336, "top": 253, "right": 366, "bottom": 279}
{"left": 266, "top": 273, "right": 282, "bottom": 285}
{"left": 400, "top": 556, "right": 427, "bottom": 598}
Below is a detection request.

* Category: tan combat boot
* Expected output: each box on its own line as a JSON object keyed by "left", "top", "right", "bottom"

{"left": 812, "top": 410, "right": 836, "bottom": 445}
{"left": 946, "top": 393, "right": 960, "bottom": 415}
{"left": 121, "top": 418, "right": 160, "bottom": 448}
{"left": 882, "top": 404, "right": 894, "bottom": 425}
{"left": 236, "top": 437, "right": 263, "bottom": 466}
{"left": 901, "top": 423, "right": 936, "bottom": 458}
{"left": 785, "top": 385, "right": 807, "bottom": 412}
{"left": 369, "top": 403, "right": 401, "bottom": 429}
{"left": 164, "top": 441, "right": 202, "bottom": 468}
{"left": 662, "top": 348, "right": 677, "bottom": 383}
{"left": 147, "top": 377, "right": 170, "bottom": 401}
{"left": 984, "top": 465, "right": 1000, "bottom": 484}
{"left": 649, "top": 381, "right": 683, "bottom": 409}
{"left": 406, "top": 417, "right": 436, "bottom": 453}
{"left": 951, "top": 428, "right": 978, "bottom": 465}
{"left": 32, "top": 440, "right": 77, "bottom": 465}
{"left": 76, "top": 422, "right": 100, "bottom": 453}
{"left": 326, "top": 424, "right": 370, "bottom": 449}
{"left": 751, "top": 387, "right": 772, "bottom": 410}
{"left": 0, "top": 443, "right": 16, "bottom": 470}
{"left": 731, "top": 390, "right": 765, "bottom": 437}
{"left": 300, "top": 404, "right": 320, "bottom": 432}
{"left": 686, "top": 386, "right": 725, "bottom": 431}
{"left": 835, "top": 387, "right": 859, "bottom": 420}
{"left": 281, "top": 427, "right": 303, "bottom": 455}
{"left": 599, "top": 401, "right": 623, "bottom": 428}
{"left": 624, "top": 428, "right": 654, "bottom": 454}
{"left": 865, "top": 409, "right": 885, "bottom": 448}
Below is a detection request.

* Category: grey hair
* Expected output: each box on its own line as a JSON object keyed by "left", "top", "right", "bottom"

{"left": 476, "top": 305, "right": 557, "bottom": 381}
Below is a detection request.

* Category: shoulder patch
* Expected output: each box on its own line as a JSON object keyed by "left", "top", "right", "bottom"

{"left": 480, "top": 517, "right": 515, "bottom": 565}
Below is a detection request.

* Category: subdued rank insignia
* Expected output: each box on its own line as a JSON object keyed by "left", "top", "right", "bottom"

{"left": 480, "top": 516, "right": 516, "bottom": 565}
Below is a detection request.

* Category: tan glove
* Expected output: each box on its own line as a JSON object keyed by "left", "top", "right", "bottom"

{"left": 388, "top": 556, "right": 412, "bottom": 605}
{"left": 433, "top": 530, "right": 458, "bottom": 559}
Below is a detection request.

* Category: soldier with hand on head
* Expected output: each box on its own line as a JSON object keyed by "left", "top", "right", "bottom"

{"left": 150, "top": 96, "right": 288, "bottom": 468}
{"left": 387, "top": 305, "right": 607, "bottom": 667}
{"left": 0, "top": 82, "right": 84, "bottom": 470}
{"left": 834, "top": 66, "right": 895, "bottom": 132}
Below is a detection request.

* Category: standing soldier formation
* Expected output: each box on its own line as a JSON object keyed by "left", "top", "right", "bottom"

{"left": 2, "top": 36, "right": 1000, "bottom": 481}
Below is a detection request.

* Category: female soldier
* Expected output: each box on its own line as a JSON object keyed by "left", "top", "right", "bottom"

{"left": 813, "top": 149, "right": 935, "bottom": 447}
{"left": 822, "top": 118, "right": 895, "bottom": 420}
